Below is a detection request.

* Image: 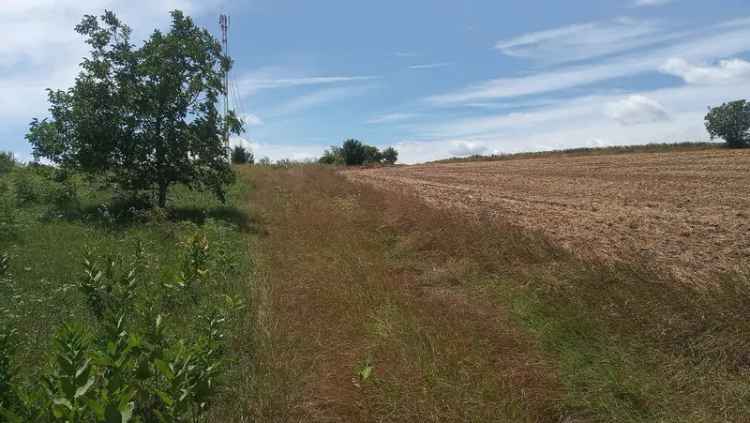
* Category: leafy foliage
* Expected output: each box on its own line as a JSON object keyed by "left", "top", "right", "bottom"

{"left": 26, "top": 10, "right": 244, "bottom": 207}
{"left": 318, "top": 146, "right": 344, "bottom": 165}
{"left": 0, "top": 153, "right": 14, "bottom": 176}
{"left": 0, "top": 231, "right": 242, "bottom": 422}
{"left": 322, "top": 140, "right": 398, "bottom": 166}
{"left": 705, "top": 99, "right": 750, "bottom": 148}
{"left": 381, "top": 147, "right": 398, "bottom": 165}
{"left": 230, "top": 146, "right": 254, "bottom": 165}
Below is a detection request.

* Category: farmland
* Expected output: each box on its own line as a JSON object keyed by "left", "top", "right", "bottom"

{"left": 2, "top": 151, "right": 750, "bottom": 422}
{"left": 345, "top": 148, "right": 750, "bottom": 282}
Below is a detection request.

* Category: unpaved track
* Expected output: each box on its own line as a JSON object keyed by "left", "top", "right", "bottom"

{"left": 345, "top": 149, "right": 750, "bottom": 281}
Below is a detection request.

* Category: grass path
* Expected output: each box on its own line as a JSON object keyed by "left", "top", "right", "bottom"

{"left": 239, "top": 166, "right": 561, "bottom": 422}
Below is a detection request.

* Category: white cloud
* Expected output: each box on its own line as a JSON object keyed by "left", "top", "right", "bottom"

{"left": 633, "top": 0, "right": 674, "bottom": 6}
{"left": 236, "top": 67, "right": 378, "bottom": 96}
{"left": 605, "top": 95, "right": 670, "bottom": 126}
{"left": 242, "top": 113, "right": 264, "bottom": 126}
{"left": 367, "top": 113, "right": 418, "bottom": 124}
{"left": 429, "top": 18, "right": 750, "bottom": 105}
{"left": 270, "top": 85, "right": 374, "bottom": 116}
{"left": 660, "top": 58, "right": 750, "bottom": 84}
{"left": 495, "top": 17, "right": 672, "bottom": 64}
{"left": 448, "top": 141, "right": 488, "bottom": 157}
{"left": 408, "top": 63, "right": 453, "bottom": 70}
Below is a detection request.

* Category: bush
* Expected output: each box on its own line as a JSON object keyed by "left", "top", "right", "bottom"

{"left": 319, "top": 147, "right": 344, "bottom": 165}
{"left": 0, "top": 189, "right": 17, "bottom": 240}
{"left": 705, "top": 99, "right": 750, "bottom": 148}
{"left": 0, "top": 235, "right": 239, "bottom": 422}
{"left": 0, "top": 152, "right": 15, "bottom": 175}
{"left": 231, "top": 146, "right": 254, "bottom": 165}
{"left": 381, "top": 147, "right": 398, "bottom": 165}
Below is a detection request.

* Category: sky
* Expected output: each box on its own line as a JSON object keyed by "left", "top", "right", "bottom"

{"left": 1, "top": 0, "right": 750, "bottom": 164}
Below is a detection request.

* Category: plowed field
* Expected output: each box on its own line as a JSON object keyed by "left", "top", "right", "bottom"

{"left": 345, "top": 149, "right": 750, "bottom": 281}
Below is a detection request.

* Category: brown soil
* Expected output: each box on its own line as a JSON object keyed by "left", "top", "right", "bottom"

{"left": 344, "top": 149, "right": 750, "bottom": 282}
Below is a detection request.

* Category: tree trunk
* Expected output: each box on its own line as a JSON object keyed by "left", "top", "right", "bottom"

{"left": 158, "top": 182, "right": 168, "bottom": 208}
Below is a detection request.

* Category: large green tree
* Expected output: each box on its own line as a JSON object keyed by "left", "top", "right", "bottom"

{"left": 705, "top": 99, "right": 750, "bottom": 148}
{"left": 26, "top": 10, "right": 243, "bottom": 207}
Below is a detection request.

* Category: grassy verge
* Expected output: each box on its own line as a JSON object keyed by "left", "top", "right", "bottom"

{"left": 239, "top": 165, "right": 749, "bottom": 422}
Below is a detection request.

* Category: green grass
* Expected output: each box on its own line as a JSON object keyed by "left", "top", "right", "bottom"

{"left": 0, "top": 164, "right": 257, "bottom": 420}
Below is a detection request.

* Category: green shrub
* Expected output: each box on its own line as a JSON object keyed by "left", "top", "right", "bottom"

{"left": 231, "top": 146, "right": 254, "bottom": 165}
{"left": 0, "top": 153, "right": 15, "bottom": 175}
{"left": 12, "top": 170, "right": 46, "bottom": 205}
{"left": 0, "top": 189, "right": 17, "bottom": 240}
{"left": 0, "top": 235, "right": 236, "bottom": 422}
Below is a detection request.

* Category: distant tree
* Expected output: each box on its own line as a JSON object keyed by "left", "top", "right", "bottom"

{"left": 319, "top": 146, "right": 344, "bottom": 165}
{"left": 258, "top": 156, "right": 271, "bottom": 166}
{"left": 25, "top": 10, "right": 243, "bottom": 208}
{"left": 705, "top": 100, "right": 750, "bottom": 148}
{"left": 0, "top": 152, "right": 15, "bottom": 175}
{"left": 362, "top": 145, "right": 382, "bottom": 164}
{"left": 231, "top": 145, "right": 254, "bottom": 164}
{"left": 340, "top": 139, "right": 368, "bottom": 166}
{"left": 381, "top": 147, "right": 398, "bottom": 165}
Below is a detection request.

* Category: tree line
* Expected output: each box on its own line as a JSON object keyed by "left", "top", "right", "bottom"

{"left": 319, "top": 139, "right": 398, "bottom": 166}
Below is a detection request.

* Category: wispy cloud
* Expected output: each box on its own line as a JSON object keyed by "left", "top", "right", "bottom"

{"left": 270, "top": 85, "right": 374, "bottom": 116}
{"left": 633, "top": 0, "right": 674, "bottom": 7}
{"left": 237, "top": 69, "right": 379, "bottom": 96}
{"left": 428, "top": 17, "right": 750, "bottom": 105}
{"left": 495, "top": 17, "right": 672, "bottom": 64}
{"left": 366, "top": 113, "right": 419, "bottom": 124}
{"left": 408, "top": 62, "right": 453, "bottom": 70}
{"left": 395, "top": 51, "right": 418, "bottom": 57}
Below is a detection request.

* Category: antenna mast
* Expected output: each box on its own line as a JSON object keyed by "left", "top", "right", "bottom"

{"left": 219, "top": 14, "right": 230, "bottom": 151}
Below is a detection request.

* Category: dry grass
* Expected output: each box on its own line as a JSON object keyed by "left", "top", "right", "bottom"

{"left": 224, "top": 164, "right": 750, "bottom": 422}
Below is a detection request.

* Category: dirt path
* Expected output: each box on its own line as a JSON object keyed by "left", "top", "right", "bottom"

{"left": 344, "top": 149, "right": 750, "bottom": 282}
{"left": 242, "top": 166, "right": 561, "bottom": 422}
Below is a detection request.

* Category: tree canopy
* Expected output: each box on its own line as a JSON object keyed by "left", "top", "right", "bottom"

{"left": 231, "top": 145, "right": 254, "bottom": 165}
{"left": 26, "top": 10, "right": 244, "bottom": 207}
{"left": 705, "top": 100, "right": 750, "bottom": 148}
{"left": 320, "top": 140, "right": 398, "bottom": 166}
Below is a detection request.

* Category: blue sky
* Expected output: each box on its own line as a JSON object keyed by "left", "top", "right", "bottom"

{"left": 2, "top": 0, "right": 750, "bottom": 163}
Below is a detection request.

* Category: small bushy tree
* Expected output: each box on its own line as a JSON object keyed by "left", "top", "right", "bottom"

{"left": 363, "top": 145, "right": 382, "bottom": 164}
{"left": 0, "top": 152, "right": 14, "bottom": 175}
{"left": 341, "top": 139, "right": 368, "bottom": 166}
{"left": 231, "top": 145, "right": 254, "bottom": 164}
{"left": 381, "top": 147, "right": 398, "bottom": 165}
{"left": 26, "top": 10, "right": 244, "bottom": 207}
{"left": 318, "top": 146, "right": 344, "bottom": 165}
{"left": 705, "top": 100, "right": 750, "bottom": 148}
